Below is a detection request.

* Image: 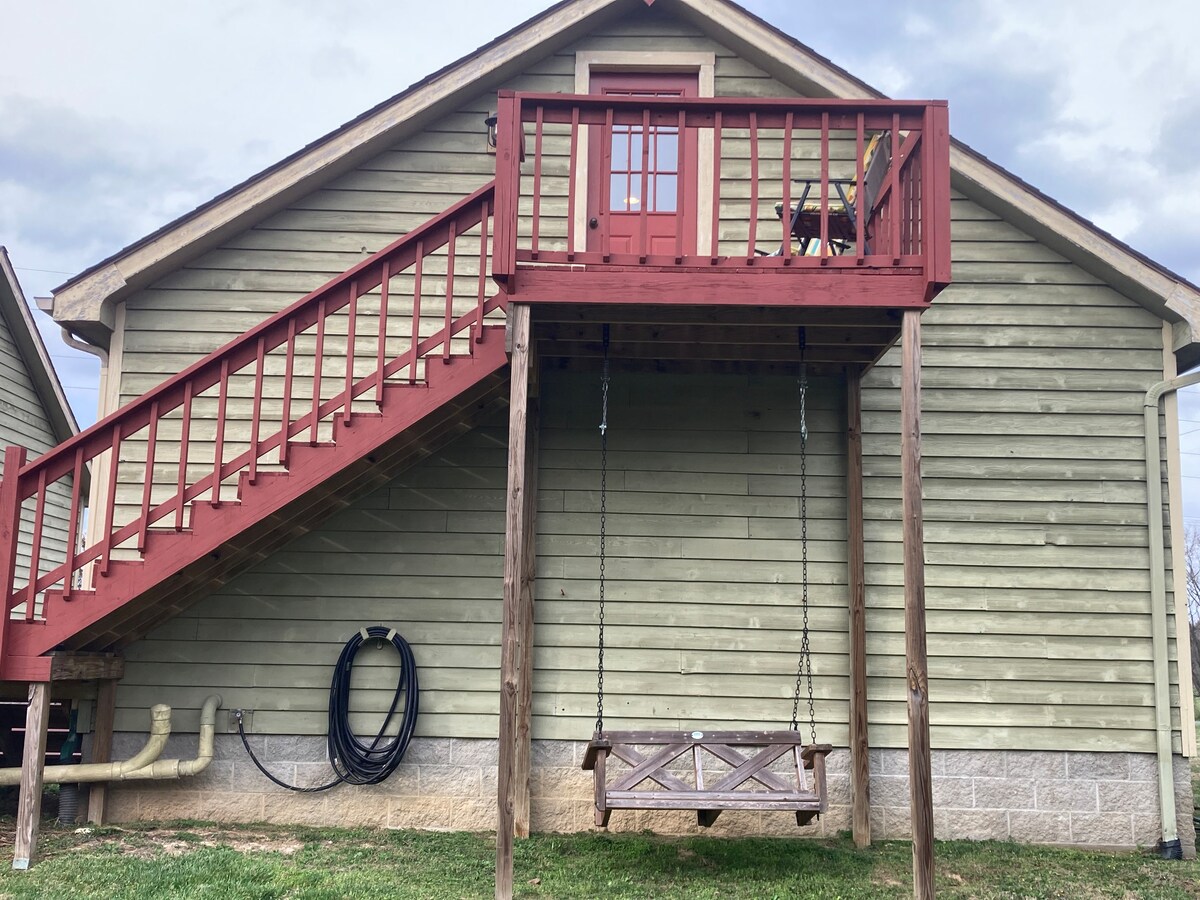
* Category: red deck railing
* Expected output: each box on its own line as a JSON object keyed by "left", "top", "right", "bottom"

{"left": 0, "top": 182, "right": 503, "bottom": 656}
{"left": 491, "top": 92, "right": 950, "bottom": 299}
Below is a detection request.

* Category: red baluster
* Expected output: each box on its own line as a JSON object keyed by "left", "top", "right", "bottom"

{"left": 248, "top": 337, "right": 265, "bottom": 484}
{"left": 212, "top": 359, "right": 229, "bottom": 504}
{"left": 748, "top": 112, "right": 759, "bottom": 262}
{"left": 175, "top": 387, "right": 193, "bottom": 530}
{"left": 781, "top": 111, "right": 793, "bottom": 263}
{"left": 819, "top": 111, "right": 830, "bottom": 262}
{"left": 310, "top": 297, "right": 327, "bottom": 445}
{"left": 279, "top": 320, "right": 296, "bottom": 467}
{"left": 375, "top": 260, "right": 391, "bottom": 406}
{"left": 25, "top": 469, "right": 47, "bottom": 614}
{"left": 475, "top": 200, "right": 490, "bottom": 347}
{"left": 100, "top": 422, "right": 123, "bottom": 576}
{"left": 343, "top": 278, "right": 359, "bottom": 424}
{"left": 63, "top": 447, "right": 84, "bottom": 597}
{"left": 138, "top": 403, "right": 159, "bottom": 551}
{"left": 410, "top": 242, "right": 424, "bottom": 384}
{"left": 530, "top": 106, "right": 543, "bottom": 259}
{"left": 444, "top": 223, "right": 456, "bottom": 362}
{"left": 711, "top": 111, "right": 722, "bottom": 261}
{"left": 567, "top": 107, "right": 579, "bottom": 262}
{"left": 638, "top": 107, "right": 650, "bottom": 262}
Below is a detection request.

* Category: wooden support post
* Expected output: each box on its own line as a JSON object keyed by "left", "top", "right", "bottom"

{"left": 87, "top": 679, "right": 118, "bottom": 825}
{"left": 513, "top": 360, "right": 540, "bottom": 839}
{"left": 901, "top": 310, "right": 934, "bottom": 899}
{"left": 497, "top": 303, "right": 533, "bottom": 900}
{"left": 13, "top": 682, "right": 50, "bottom": 870}
{"left": 845, "top": 369, "right": 871, "bottom": 848}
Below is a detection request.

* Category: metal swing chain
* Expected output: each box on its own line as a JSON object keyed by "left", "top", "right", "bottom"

{"left": 595, "top": 324, "right": 611, "bottom": 736}
{"left": 790, "top": 328, "right": 817, "bottom": 744}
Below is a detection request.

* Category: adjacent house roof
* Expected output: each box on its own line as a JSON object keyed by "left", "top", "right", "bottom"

{"left": 48, "top": 0, "right": 1200, "bottom": 367}
{"left": 0, "top": 248, "right": 80, "bottom": 445}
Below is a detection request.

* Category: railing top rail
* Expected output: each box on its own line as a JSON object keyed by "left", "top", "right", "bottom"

{"left": 505, "top": 90, "right": 947, "bottom": 115}
{"left": 13, "top": 181, "right": 497, "bottom": 494}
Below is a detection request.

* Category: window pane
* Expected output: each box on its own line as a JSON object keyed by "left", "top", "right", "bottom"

{"left": 628, "top": 130, "right": 644, "bottom": 171}
{"left": 656, "top": 130, "right": 679, "bottom": 171}
{"left": 610, "top": 128, "right": 629, "bottom": 170}
{"left": 611, "top": 173, "right": 635, "bottom": 211}
{"left": 654, "top": 174, "right": 677, "bottom": 212}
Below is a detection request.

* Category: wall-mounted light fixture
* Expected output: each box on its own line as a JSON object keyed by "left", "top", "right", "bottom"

{"left": 484, "top": 113, "right": 498, "bottom": 154}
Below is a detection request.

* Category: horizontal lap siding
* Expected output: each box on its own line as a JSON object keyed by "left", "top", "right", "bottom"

{"left": 861, "top": 194, "right": 1173, "bottom": 754}
{"left": 0, "top": 310, "right": 72, "bottom": 596}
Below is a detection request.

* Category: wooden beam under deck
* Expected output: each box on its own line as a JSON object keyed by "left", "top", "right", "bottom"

{"left": 508, "top": 268, "right": 932, "bottom": 309}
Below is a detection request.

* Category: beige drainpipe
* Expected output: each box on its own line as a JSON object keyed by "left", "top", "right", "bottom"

{"left": 0, "top": 695, "right": 221, "bottom": 786}
{"left": 1143, "top": 371, "right": 1200, "bottom": 857}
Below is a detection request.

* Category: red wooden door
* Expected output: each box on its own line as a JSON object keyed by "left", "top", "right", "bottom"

{"left": 587, "top": 71, "right": 699, "bottom": 257}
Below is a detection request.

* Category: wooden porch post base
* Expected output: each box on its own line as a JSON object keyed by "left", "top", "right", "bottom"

{"left": 87, "top": 678, "right": 118, "bottom": 825}
{"left": 13, "top": 682, "right": 50, "bottom": 870}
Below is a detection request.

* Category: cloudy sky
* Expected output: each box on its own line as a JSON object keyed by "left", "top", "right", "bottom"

{"left": 3, "top": 0, "right": 1200, "bottom": 510}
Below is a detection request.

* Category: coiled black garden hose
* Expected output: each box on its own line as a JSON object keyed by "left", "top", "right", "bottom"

{"left": 236, "top": 625, "right": 419, "bottom": 792}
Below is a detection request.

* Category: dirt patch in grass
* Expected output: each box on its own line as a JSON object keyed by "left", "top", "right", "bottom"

{"left": 60, "top": 824, "right": 305, "bottom": 860}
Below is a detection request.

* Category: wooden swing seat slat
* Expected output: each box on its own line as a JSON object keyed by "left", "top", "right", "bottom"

{"left": 583, "top": 730, "right": 833, "bottom": 828}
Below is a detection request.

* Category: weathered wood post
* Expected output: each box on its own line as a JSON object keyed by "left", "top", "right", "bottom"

{"left": 846, "top": 369, "right": 871, "bottom": 847}
{"left": 901, "top": 310, "right": 934, "bottom": 898}
{"left": 13, "top": 681, "right": 51, "bottom": 870}
{"left": 513, "top": 358, "right": 540, "bottom": 839}
{"left": 497, "top": 303, "right": 535, "bottom": 900}
{"left": 88, "top": 678, "right": 119, "bottom": 825}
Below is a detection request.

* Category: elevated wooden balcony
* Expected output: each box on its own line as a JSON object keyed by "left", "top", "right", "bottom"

{"left": 491, "top": 92, "right": 951, "bottom": 309}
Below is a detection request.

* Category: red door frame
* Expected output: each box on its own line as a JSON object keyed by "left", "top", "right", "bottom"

{"left": 586, "top": 71, "right": 700, "bottom": 257}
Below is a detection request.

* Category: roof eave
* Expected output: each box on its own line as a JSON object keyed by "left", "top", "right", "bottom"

{"left": 0, "top": 248, "right": 81, "bottom": 445}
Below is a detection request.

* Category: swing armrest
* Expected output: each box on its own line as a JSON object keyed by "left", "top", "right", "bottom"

{"left": 582, "top": 738, "right": 612, "bottom": 771}
{"left": 800, "top": 743, "right": 834, "bottom": 769}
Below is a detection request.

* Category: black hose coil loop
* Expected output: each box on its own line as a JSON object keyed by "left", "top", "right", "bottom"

{"left": 237, "top": 625, "right": 419, "bottom": 792}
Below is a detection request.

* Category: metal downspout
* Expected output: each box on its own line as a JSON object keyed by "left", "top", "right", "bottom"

{"left": 1143, "top": 371, "right": 1200, "bottom": 857}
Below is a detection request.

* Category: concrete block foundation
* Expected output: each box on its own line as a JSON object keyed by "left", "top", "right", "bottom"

{"left": 100, "top": 734, "right": 1196, "bottom": 856}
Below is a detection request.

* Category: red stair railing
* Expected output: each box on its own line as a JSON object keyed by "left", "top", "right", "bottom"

{"left": 0, "top": 181, "right": 504, "bottom": 657}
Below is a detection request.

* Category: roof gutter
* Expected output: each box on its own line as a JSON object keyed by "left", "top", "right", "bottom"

{"left": 1143, "top": 371, "right": 1200, "bottom": 859}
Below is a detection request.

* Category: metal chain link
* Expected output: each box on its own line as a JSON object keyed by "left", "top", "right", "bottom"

{"left": 595, "top": 325, "right": 611, "bottom": 736}
{"left": 791, "top": 329, "right": 817, "bottom": 743}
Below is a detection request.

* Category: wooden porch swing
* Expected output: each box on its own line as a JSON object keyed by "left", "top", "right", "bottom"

{"left": 581, "top": 326, "right": 833, "bottom": 828}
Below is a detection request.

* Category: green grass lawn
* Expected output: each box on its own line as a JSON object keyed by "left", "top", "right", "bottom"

{"left": 0, "top": 822, "right": 1195, "bottom": 900}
